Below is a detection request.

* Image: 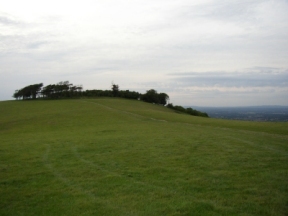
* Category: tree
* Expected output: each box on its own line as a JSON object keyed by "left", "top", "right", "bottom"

{"left": 141, "top": 89, "right": 159, "bottom": 103}
{"left": 118, "top": 90, "right": 141, "bottom": 99}
{"left": 158, "top": 93, "right": 169, "bottom": 105}
{"left": 41, "top": 84, "right": 55, "bottom": 98}
{"left": 30, "top": 83, "right": 43, "bottom": 99}
{"left": 166, "top": 104, "right": 209, "bottom": 118}
{"left": 40, "top": 81, "right": 83, "bottom": 98}
{"left": 111, "top": 83, "right": 119, "bottom": 97}
{"left": 173, "top": 105, "right": 186, "bottom": 113}
{"left": 141, "top": 89, "right": 169, "bottom": 105}
{"left": 13, "top": 90, "right": 20, "bottom": 100}
{"left": 167, "top": 103, "right": 174, "bottom": 109}
{"left": 13, "top": 83, "right": 43, "bottom": 100}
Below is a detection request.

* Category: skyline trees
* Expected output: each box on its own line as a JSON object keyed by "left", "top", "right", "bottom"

{"left": 13, "top": 81, "right": 82, "bottom": 100}
{"left": 141, "top": 89, "right": 169, "bottom": 106}
{"left": 41, "top": 81, "right": 83, "bottom": 98}
{"left": 13, "top": 83, "right": 43, "bottom": 100}
{"left": 13, "top": 81, "right": 208, "bottom": 117}
{"left": 167, "top": 103, "right": 209, "bottom": 117}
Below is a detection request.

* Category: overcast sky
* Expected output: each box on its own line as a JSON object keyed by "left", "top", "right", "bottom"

{"left": 1, "top": 0, "right": 287, "bottom": 106}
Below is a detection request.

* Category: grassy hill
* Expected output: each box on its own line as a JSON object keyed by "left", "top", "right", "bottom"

{"left": 0, "top": 98, "right": 287, "bottom": 215}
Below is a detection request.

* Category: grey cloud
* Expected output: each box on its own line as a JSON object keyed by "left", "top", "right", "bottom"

{"left": 202, "top": 1, "right": 260, "bottom": 21}
{"left": 61, "top": 67, "right": 119, "bottom": 77}
{"left": 0, "top": 0, "right": 287, "bottom": 106}
{"left": 168, "top": 70, "right": 288, "bottom": 88}
{"left": 178, "top": 0, "right": 267, "bottom": 22}
{"left": 244, "top": 67, "right": 283, "bottom": 73}
{"left": 0, "top": 33, "right": 52, "bottom": 54}
{"left": 0, "top": 15, "right": 20, "bottom": 25}
{"left": 27, "top": 41, "right": 49, "bottom": 49}
{"left": 30, "top": 51, "right": 70, "bottom": 62}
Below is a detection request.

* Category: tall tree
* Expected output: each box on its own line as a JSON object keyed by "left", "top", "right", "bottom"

{"left": 30, "top": 83, "right": 43, "bottom": 99}
{"left": 13, "top": 83, "right": 43, "bottom": 100}
{"left": 13, "top": 90, "right": 20, "bottom": 100}
{"left": 158, "top": 93, "right": 169, "bottom": 105}
{"left": 111, "top": 83, "right": 119, "bottom": 97}
{"left": 141, "top": 89, "right": 169, "bottom": 105}
{"left": 41, "top": 84, "right": 55, "bottom": 98}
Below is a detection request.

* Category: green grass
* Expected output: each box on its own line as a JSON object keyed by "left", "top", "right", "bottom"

{"left": 0, "top": 98, "right": 287, "bottom": 215}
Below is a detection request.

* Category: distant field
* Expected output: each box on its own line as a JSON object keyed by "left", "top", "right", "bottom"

{"left": 0, "top": 98, "right": 287, "bottom": 215}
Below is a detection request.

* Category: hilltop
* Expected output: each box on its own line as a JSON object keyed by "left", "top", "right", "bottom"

{"left": 0, "top": 98, "right": 287, "bottom": 215}
{"left": 12, "top": 81, "right": 209, "bottom": 118}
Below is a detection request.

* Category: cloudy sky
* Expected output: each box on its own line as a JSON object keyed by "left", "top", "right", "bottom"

{"left": 1, "top": 0, "right": 287, "bottom": 106}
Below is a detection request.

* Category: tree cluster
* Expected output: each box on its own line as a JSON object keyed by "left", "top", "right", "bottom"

{"left": 167, "top": 103, "right": 209, "bottom": 117}
{"left": 140, "top": 89, "right": 169, "bottom": 106}
{"left": 13, "top": 83, "right": 43, "bottom": 100}
{"left": 41, "top": 81, "right": 82, "bottom": 98}
{"left": 84, "top": 89, "right": 140, "bottom": 100}
{"left": 13, "top": 82, "right": 208, "bottom": 118}
{"left": 13, "top": 81, "right": 82, "bottom": 100}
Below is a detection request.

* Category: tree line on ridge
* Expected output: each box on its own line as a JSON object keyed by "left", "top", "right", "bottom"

{"left": 13, "top": 81, "right": 208, "bottom": 117}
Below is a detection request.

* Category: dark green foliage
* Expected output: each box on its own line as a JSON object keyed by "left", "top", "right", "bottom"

{"left": 15, "top": 81, "right": 83, "bottom": 100}
{"left": 84, "top": 89, "right": 113, "bottom": 97}
{"left": 167, "top": 103, "right": 209, "bottom": 117}
{"left": 111, "top": 83, "right": 119, "bottom": 97}
{"left": 41, "top": 81, "right": 82, "bottom": 98}
{"left": 141, "top": 89, "right": 159, "bottom": 103}
{"left": 173, "top": 105, "right": 187, "bottom": 113}
{"left": 41, "top": 84, "right": 56, "bottom": 98}
{"left": 186, "top": 107, "right": 209, "bottom": 117}
{"left": 13, "top": 82, "right": 210, "bottom": 118}
{"left": 158, "top": 93, "right": 169, "bottom": 105}
{"left": 141, "top": 89, "right": 169, "bottom": 105}
{"left": 166, "top": 103, "right": 174, "bottom": 109}
{"left": 83, "top": 89, "right": 140, "bottom": 100}
{"left": 118, "top": 90, "right": 141, "bottom": 100}
{"left": 13, "top": 83, "right": 43, "bottom": 100}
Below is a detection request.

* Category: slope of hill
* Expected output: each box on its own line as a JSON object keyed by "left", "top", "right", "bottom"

{"left": 0, "top": 98, "right": 287, "bottom": 215}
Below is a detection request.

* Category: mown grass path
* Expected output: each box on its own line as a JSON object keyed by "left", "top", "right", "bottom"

{"left": 0, "top": 98, "right": 287, "bottom": 215}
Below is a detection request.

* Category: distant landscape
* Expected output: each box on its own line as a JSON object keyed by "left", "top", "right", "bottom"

{"left": 189, "top": 106, "right": 288, "bottom": 122}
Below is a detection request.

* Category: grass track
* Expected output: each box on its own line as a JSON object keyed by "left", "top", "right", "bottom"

{"left": 0, "top": 98, "right": 287, "bottom": 215}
